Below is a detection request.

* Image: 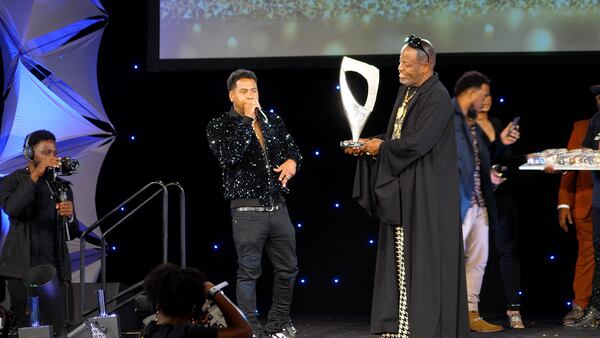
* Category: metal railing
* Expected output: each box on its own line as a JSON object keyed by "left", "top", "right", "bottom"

{"left": 166, "top": 182, "right": 186, "bottom": 268}
{"left": 78, "top": 181, "right": 186, "bottom": 319}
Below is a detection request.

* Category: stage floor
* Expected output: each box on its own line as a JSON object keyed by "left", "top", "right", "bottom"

{"left": 291, "top": 314, "right": 600, "bottom": 337}
{"left": 11, "top": 314, "right": 599, "bottom": 337}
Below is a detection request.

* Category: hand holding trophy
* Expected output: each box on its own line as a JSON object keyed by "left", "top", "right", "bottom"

{"left": 339, "top": 57, "right": 380, "bottom": 154}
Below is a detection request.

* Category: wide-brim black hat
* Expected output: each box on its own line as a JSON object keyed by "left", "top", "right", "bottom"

{"left": 591, "top": 84, "right": 600, "bottom": 97}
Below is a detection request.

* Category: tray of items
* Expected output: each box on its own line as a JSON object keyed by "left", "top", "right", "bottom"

{"left": 519, "top": 148, "right": 600, "bottom": 171}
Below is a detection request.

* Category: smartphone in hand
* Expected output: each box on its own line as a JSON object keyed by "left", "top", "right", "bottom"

{"left": 509, "top": 116, "right": 520, "bottom": 132}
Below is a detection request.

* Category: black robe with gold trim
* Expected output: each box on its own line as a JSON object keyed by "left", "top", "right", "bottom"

{"left": 353, "top": 74, "right": 469, "bottom": 338}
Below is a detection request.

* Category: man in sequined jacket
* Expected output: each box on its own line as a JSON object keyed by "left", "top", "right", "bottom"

{"left": 206, "top": 69, "right": 302, "bottom": 338}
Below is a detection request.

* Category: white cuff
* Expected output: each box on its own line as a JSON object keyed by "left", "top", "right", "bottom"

{"left": 557, "top": 204, "right": 570, "bottom": 210}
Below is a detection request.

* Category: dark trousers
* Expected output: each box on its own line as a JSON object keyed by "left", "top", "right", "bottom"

{"left": 494, "top": 191, "right": 522, "bottom": 310}
{"left": 589, "top": 208, "right": 600, "bottom": 308}
{"left": 231, "top": 206, "right": 298, "bottom": 335}
{"left": 7, "top": 278, "right": 28, "bottom": 327}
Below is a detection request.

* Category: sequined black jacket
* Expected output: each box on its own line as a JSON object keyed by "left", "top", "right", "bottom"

{"left": 207, "top": 108, "right": 302, "bottom": 207}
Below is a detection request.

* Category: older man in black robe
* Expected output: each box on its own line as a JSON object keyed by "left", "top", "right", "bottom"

{"left": 346, "top": 35, "right": 469, "bottom": 338}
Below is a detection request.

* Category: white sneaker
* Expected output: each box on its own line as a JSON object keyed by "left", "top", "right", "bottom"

{"left": 269, "top": 324, "right": 297, "bottom": 338}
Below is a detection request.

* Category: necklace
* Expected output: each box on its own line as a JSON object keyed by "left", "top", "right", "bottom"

{"left": 392, "top": 87, "right": 418, "bottom": 140}
{"left": 403, "top": 87, "right": 417, "bottom": 105}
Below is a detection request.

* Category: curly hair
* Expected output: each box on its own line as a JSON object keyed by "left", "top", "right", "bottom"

{"left": 143, "top": 263, "right": 207, "bottom": 318}
{"left": 453, "top": 71, "right": 491, "bottom": 96}
{"left": 227, "top": 69, "right": 258, "bottom": 91}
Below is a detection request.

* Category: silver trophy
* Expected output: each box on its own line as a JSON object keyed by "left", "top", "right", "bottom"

{"left": 339, "top": 56, "right": 380, "bottom": 148}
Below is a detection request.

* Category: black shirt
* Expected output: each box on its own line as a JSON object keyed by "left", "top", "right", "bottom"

{"left": 30, "top": 175, "right": 61, "bottom": 266}
{"left": 0, "top": 168, "right": 78, "bottom": 280}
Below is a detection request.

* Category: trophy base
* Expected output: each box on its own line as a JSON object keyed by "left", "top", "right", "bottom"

{"left": 340, "top": 141, "right": 365, "bottom": 149}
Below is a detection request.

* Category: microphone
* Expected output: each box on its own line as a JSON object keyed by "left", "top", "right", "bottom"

{"left": 255, "top": 107, "right": 269, "bottom": 123}
{"left": 58, "top": 187, "right": 71, "bottom": 241}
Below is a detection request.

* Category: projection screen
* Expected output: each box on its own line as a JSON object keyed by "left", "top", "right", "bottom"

{"left": 158, "top": 0, "right": 600, "bottom": 60}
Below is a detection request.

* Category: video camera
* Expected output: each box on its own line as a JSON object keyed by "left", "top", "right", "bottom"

{"left": 46, "top": 157, "right": 79, "bottom": 178}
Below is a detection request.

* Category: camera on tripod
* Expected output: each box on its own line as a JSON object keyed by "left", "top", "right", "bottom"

{"left": 46, "top": 157, "right": 79, "bottom": 178}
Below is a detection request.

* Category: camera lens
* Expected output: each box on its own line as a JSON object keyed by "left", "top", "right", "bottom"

{"left": 58, "top": 157, "right": 79, "bottom": 176}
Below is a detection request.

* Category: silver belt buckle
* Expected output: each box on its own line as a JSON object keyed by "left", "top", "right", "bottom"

{"left": 233, "top": 204, "right": 280, "bottom": 212}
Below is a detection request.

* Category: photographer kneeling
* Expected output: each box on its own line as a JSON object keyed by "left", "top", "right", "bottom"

{"left": 141, "top": 263, "right": 252, "bottom": 338}
{"left": 0, "top": 130, "right": 79, "bottom": 329}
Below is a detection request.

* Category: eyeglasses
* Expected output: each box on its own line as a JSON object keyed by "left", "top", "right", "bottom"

{"left": 404, "top": 34, "right": 430, "bottom": 63}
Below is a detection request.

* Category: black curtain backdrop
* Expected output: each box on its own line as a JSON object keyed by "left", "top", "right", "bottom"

{"left": 86, "top": 1, "right": 600, "bottom": 315}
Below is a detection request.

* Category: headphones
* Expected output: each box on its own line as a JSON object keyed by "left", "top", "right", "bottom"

{"left": 23, "top": 133, "right": 34, "bottom": 161}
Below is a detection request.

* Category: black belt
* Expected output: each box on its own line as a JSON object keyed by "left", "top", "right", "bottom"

{"left": 232, "top": 204, "right": 281, "bottom": 212}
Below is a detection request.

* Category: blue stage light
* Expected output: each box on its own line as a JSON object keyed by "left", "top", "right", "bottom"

{"left": 130, "top": 135, "right": 135, "bottom": 141}
{"left": 296, "top": 223, "right": 303, "bottom": 228}
{"left": 566, "top": 301, "right": 572, "bottom": 306}
{"left": 332, "top": 277, "right": 341, "bottom": 285}
{"left": 333, "top": 202, "right": 341, "bottom": 209}
{"left": 549, "top": 255, "right": 556, "bottom": 261}
{"left": 314, "top": 150, "right": 320, "bottom": 156}
{"left": 120, "top": 207, "right": 125, "bottom": 212}
{"left": 133, "top": 64, "right": 139, "bottom": 70}
{"left": 517, "top": 290, "right": 523, "bottom": 296}
{"left": 269, "top": 108, "right": 274, "bottom": 113}
{"left": 111, "top": 245, "right": 117, "bottom": 251}
{"left": 299, "top": 278, "right": 307, "bottom": 285}
{"left": 368, "top": 239, "right": 375, "bottom": 245}
{"left": 336, "top": 85, "right": 340, "bottom": 91}
{"left": 212, "top": 244, "right": 220, "bottom": 251}
{"left": 499, "top": 97, "right": 505, "bottom": 103}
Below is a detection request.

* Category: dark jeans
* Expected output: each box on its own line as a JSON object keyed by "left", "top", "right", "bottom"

{"left": 589, "top": 208, "right": 600, "bottom": 309}
{"left": 231, "top": 206, "right": 298, "bottom": 335}
{"left": 494, "top": 192, "right": 522, "bottom": 310}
